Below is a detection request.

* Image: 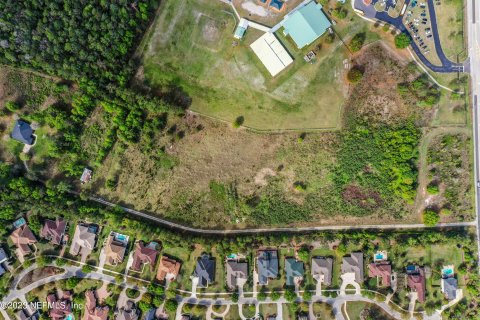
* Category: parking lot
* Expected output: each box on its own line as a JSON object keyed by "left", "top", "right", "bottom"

{"left": 403, "top": 0, "right": 441, "bottom": 64}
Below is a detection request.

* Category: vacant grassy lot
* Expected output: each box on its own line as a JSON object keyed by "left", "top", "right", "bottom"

{"left": 142, "top": 0, "right": 348, "bottom": 130}
{"left": 434, "top": 0, "right": 466, "bottom": 61}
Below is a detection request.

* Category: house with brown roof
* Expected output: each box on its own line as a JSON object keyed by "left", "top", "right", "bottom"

{"left": 341, "top": 252, "right": 364, "bottom": 283}
{"left": 407, "top": 266, "right": 426, "bottom": 303}
{"left": 226, "top": 260, "right": 248, "bottom": 290}
{"left": 116, "top": 301, "right": 139, "bottom": 320}
{"left": 103, "top": 232, "right": 129, "bottom": 266}
{"left": 69, "top": 224, "right": 98, "bottom": 258}
{"left": 131, "top": 241, "right": 158, "bottom": 272}
{"left": 156, "top": 256, "right": 181, "bottom": 282}
{"left": 40, "top": 218, "right": 67, "bottom": 245}
{"left": 83, "top": 290, "right": 109, "bottom": 320}
{"left": 312, "top": 257, "right": 333, "bottom": 286}
{"left": 46, "top": 291, "right": 72, "bottom": 320}
{"left": 368, "top": 263, "right": 392, "bottom": 287}
{"left": 10, "top": 224, "right": 37, "bottom": 261}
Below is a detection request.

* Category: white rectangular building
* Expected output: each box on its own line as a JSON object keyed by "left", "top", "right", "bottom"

{"left": 250, "top": 32, "right": 293, "bottom": 77}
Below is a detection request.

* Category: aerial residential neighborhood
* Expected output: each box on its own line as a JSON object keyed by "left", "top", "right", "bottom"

{"left": 0, "top": 0, "right": 479, "bottom": 319}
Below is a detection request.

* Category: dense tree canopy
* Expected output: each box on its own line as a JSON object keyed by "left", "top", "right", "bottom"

{"left": 0, "top": 0, "right": 156, "bottom": 84}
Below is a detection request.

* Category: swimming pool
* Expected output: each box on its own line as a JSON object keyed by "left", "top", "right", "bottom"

{"left": 13, "top": 217, "right": 26, "bottom": 229}
{"left": 442, "top": 268, "right": 454, "bottom": 276}
{"left": 375, "top": 253, "right": 384, "bottom": 260}
{"left": 116, "top": 234, "right": 127, "bottom": 241}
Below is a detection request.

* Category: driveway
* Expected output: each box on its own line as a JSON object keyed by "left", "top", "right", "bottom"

{"left": 98, "top": 249, "right": 106, "bottom": 271}
{"left": 339, "top": 273, "right": 361, "bottom": 296}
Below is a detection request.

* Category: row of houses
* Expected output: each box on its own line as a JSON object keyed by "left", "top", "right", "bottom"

{"left": 5, "top": 218, "right": 459, "bottom": 307}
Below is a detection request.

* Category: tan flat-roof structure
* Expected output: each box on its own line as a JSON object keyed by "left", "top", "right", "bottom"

{"left": 250, "top": 32, "right": 293, "bottom": 77}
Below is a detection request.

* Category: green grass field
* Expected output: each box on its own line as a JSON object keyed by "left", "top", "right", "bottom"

{"left": 142, "top": 0, "right": 349, "bottom": 130}
{"left": 434, "top": 0, "right": 466, "bottom": 61}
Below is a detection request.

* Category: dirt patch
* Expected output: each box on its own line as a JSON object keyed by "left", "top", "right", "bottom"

{"left": 240, "top": 1, "right": 270, "bottom": 17}
{"left": 202, "top": 18, "right": 221, "bottom": 43}
{"left": 254, "top": 168, "right": 276, "bottom": 186}
{"left": 17, "top": 266, "right": 64, "bottom": 289}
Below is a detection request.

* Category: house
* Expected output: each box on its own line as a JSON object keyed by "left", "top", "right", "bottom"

{"left": 368, "top": 263, "right": 392, "bottom": 287}
{"left": 311, "top": 257, "right": 333, "bottom": 286}
{"left": 40, "top": 218, "right": 67, "bottom": 245}
{"left": 80, "top": 168, "right": 93, "bottom": 184}
{"left": 282, "top": 1, "right": 332, "bottom": 49}
{"left": 341, "top": 252, "right": 364, "bottom": 283}
{"left": 0, "top": 247, "right": 9, "bottom": 276}
{"left": 46, "top": 291, "right": 72, "bottom": 320}
{"left": 16, "top": 309, "right": 38, "bottom": 320}
{"left": 104, "top": 232, "right": 129, "bottom": 266}
{"left": 226, "top": 260, "right": 248, "bottom": 289}
{"left": 11, "top": 120, "right": 35, "bottom": 145}
{"left": 250, "top": 33, "right": 293, "bottom": 77}
{"left": 193, "top": 254, "right": 215, "bottom": 288}
{"left": 441, "top": 265, "right": 458, "bottom": 300}
{"left": 285, "top": 258, "right": 304, "bottom": 286}
{"left": 131, "top": 241, "right": 158, "bottom": 272}
{"left": 84, "top": 290, "right": 109, "bottom": 320}
{"left": 69, "top": 224, "right": 98, "bottom": 257}
{"left": 117, "top": 301, "right": 139, "bottom": 320}
{"left": 10, "top": 224, "right": 37, "bottom": 261}
{"left": 156, "top": 256, "right": 181, "bottom": 282}
{"left": 407, "top": 266, "right": 426, "bottom": 303}
{"left": 257, "top": 250, "right": 279, "bottom": 285}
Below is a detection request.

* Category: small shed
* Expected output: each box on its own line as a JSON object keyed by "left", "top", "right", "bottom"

{"left": 234, "top": 18, "right": 249, "bottom": 39}
{"left": 80, "top": 168, "right": 93, "bottom": 184}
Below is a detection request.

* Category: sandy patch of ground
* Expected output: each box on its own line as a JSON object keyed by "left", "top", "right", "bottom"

{"left": 254, "top": 167, "right": 276, "bottom": 186}
{"left": 241, "top": 1, "right": 270, "bottom": 17}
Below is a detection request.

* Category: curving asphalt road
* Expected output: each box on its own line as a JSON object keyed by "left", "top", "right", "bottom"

{"left": 353, "top": 0, "right": 464, "bottom": 72}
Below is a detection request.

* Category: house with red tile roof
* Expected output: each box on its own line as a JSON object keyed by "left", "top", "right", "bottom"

{"left": 83, "top": 290, "right": 109, "bottom": 320}
{"left": 40, "top": 218, "right": 67, "bottom": 245}
{"left": 46, "top": 291, "right": 72, "bottom": 320}
{"left": 156, "top": 256, "right": 181, "bottom": 282}
{"left": 368, "top": 263, "right": 392, "bottom": 287}
{"left": 407, "top": 266, "right": 426, "bottom": 303}
{"left": 131, "top": 241, "right": 158, "bottom": 272}
{"left": 10, "top": 224, "right": 37, "bottom": 261}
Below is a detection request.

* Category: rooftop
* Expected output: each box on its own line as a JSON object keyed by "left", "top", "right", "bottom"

{"left": 11, "top": 120, "right": 35, "bottom": 145}
{"left": 282, "top": 1, "right": 331, "bottom": 49}
{"left": 257, "top": 250, "right": 279, "bottom": 285}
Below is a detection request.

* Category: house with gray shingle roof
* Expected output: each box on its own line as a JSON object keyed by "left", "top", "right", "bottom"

{"left": 312, "top": 257, "right": 333, "bottom": 286}
{"left": 341, "top": 252, "right": 364, "bottom": 283}
{"left": 257, "top": 250, "right": 279, "bottom": 285}
{"left": 285, "top": 258, "right": 304, "bottom": 286}
{"left": 194, "top": 254, "right": 215, "bottom": 288}
{"left": 11, "top": 120, "right": 35, "bottom": 145}
{"left": 441, "top": 277, "right": 458, "bottom": 300}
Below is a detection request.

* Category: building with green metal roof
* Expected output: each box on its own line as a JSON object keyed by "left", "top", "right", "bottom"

{"left": 285, "top": 258, "right": 304, "bottom": 286}
{"left": 282, "top": 1, "right": 331, "bottom": 49}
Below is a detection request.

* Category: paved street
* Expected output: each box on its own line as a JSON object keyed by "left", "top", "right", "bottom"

{"left": 466, "top": 0, "right": 480, "bottom": 271}
{"left": 353, "top": 0, "right": 464, "bottom": 72}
